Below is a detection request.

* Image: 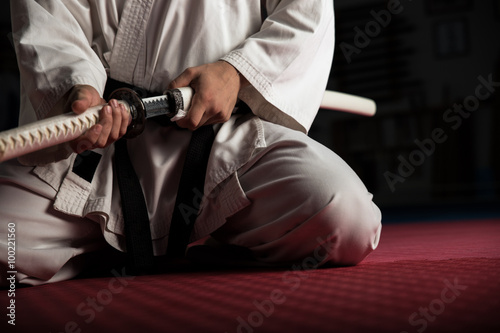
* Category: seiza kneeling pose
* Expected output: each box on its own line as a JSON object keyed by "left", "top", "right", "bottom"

{"left": 0, "top": 0, "right": 381, "bottom": 286}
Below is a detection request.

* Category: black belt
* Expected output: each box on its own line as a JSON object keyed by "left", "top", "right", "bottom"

{"left": 104, "top": 79, "right": 215, "bottom": 274}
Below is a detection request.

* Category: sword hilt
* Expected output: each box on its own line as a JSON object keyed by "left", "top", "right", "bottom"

{"left": 109, "top": 87, "right": 193, "bottom": 139}
{"left": 0, "top": 105, "right": 105, "bottom": 163}
{"left": 0, "top": 89, "right": 139, "bottom": 163}
{"left": 108, "top": 88, "right": 146, "bottom": 139}
{"left": 0, "top": 87, "right": 194, "bottom": 163}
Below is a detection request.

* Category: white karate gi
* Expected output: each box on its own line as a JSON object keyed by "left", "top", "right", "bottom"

{"left": 0, "top": 0, "right": 381, "bottom": 286}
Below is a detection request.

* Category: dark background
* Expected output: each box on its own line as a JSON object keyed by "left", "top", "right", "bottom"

{"left": 312, "top": 0, "right": 500, "bottom": 221}
{"left": 1, "top": 1, "right": 499, "bottom": 222}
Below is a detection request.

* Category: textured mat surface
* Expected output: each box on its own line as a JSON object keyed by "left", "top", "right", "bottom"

{"left": 3, "top": 219, "right": 500, "bottom": 333}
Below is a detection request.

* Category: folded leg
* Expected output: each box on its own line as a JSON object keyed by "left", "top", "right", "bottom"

{"left": 0, "top": 162, "right": 108, "bottom": 286}
{"left": 211, "top": 121, "right": 382, "bottom": 266}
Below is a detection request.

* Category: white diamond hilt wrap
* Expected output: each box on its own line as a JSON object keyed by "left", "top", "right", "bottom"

{"left": 0, "top": 103, "right": 126, "bottom": 163}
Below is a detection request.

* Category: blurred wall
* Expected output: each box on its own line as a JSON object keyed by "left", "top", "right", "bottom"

{"left": 309, "top": 0, "right": 500, "bottom": 210}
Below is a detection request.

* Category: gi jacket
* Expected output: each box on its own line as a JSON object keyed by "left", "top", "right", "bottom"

{"left": 9, "top": 0, "right": 335, "bottom": 253}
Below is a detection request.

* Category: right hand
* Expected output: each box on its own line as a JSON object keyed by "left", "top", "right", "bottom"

{"left": 65, "top": 85, "right": 130, "bottom": 154}
{"left": 169, "top": 61, "right": 248, "bottom": 131}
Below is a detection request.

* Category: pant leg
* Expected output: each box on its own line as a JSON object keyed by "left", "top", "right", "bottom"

{"left": 0, "top": 161, "right": 109, "bottom": 286}
{"left": 211, "top": 121, "right": 382, "bottom": 266}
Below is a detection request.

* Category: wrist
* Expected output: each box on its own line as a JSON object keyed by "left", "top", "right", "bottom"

{"left": 219, "top": 60, "right": 250, "bottom": 91}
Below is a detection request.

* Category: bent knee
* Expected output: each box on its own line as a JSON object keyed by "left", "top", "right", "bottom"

{"left": 246, "top": 186, "right": 382, "bottom": 267}
{"left": 315, "top": 186, "right": 382, "bottom": 266}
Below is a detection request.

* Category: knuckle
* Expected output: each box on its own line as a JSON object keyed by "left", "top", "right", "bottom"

{"left": 74, "top": 138, "right": 93, "bottom": 153}
{"left": 202, "top": 92, "right": 214, "bottom": 104}
{"left": 99, "top": 108, "right": 110, "bottom": 121}
{"left": 194, "top": 89, "right": 210, "bottom": 103}
{"left": 108, "top": 132, "right": 119, "bottom": 143}
{"left": 187, "top": 119, "right": 198, "bottom": 130}
{"left": 204, "top": 108, "right": 216, "bottom": 118}
{"left": 213, "top": 112, "right": 224, "bottom": 122}
{"left": 90, "top": 133, "right": 106, "bottom": 148}
{"left": 119, "top": 127, "right": 128, "bottom": 137}
{"left": 94, "top": 138, "right": 107, "bottom": 149}
{"left": 184, "top": 67, "right": 196, "bottom": 76}
{"left": 179, "top": 117, "right": 198, "bottom": 131}
{"left": 113, "top": 108, "right": 123, "bottom": 121}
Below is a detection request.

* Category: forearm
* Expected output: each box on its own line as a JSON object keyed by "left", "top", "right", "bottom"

{"left": 220, "top": 0, "right": 335, "bottom": 132}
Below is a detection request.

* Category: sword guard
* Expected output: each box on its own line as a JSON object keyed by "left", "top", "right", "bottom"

{"left": 109, "top": 88, "right": 146, "bottom": 139}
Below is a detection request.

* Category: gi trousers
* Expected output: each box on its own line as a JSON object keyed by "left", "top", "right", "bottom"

{"left": 0, "top": 114, "right": 381, "bottom": 286}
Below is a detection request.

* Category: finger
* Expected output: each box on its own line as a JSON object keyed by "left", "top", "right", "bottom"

{"left": 176, "top": 100, "right": 205, "bottom": 130}
{"left": 119, "top": 103, "right": 130, "bottom": 137}
{"left": 199, "top": 110, "right": 229, "bottom": 126}
{"left": 71, "top": 125, "right": 102, "bottom": 154}
{"left": 106, "top": 100, "right": 124, "bottom": 144}
{"left": 94, "top": 105, "right": 113, "bottom": 148}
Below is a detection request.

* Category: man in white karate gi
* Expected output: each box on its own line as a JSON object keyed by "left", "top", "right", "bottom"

{"left": 0, "top": 0, "right": 381, "bottom": 286}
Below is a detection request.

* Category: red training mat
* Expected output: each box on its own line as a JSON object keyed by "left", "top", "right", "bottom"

{"left": 3, "top": 219, "right": 500, "bottom": 333}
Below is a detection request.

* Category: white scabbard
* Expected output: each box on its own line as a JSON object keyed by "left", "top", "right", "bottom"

{"left": 320, "top": 91, "right": 377, "bottom": 117}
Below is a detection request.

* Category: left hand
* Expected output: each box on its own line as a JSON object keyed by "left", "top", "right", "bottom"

{"left": 63, "top": 85, "right": 130, "bottom": 154}
{"left": 168, "top": 61, "right": 247, "bottom": 131}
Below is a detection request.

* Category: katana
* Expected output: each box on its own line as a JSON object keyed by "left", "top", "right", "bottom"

{"left": 0, "top": 88, "right": 375, "bottom": 163}
{"left": 0, "top": 87, "right": 193, "bottom": 163}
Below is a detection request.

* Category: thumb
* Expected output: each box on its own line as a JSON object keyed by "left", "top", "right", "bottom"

{"left": 168, "top": 67, "right": 198, "bottom": 89}
{"left": 71, "top": 98, "right": 92, "bottom": 114}
{"left": 67, "top": 85, "right": 103, "bottom": 114}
